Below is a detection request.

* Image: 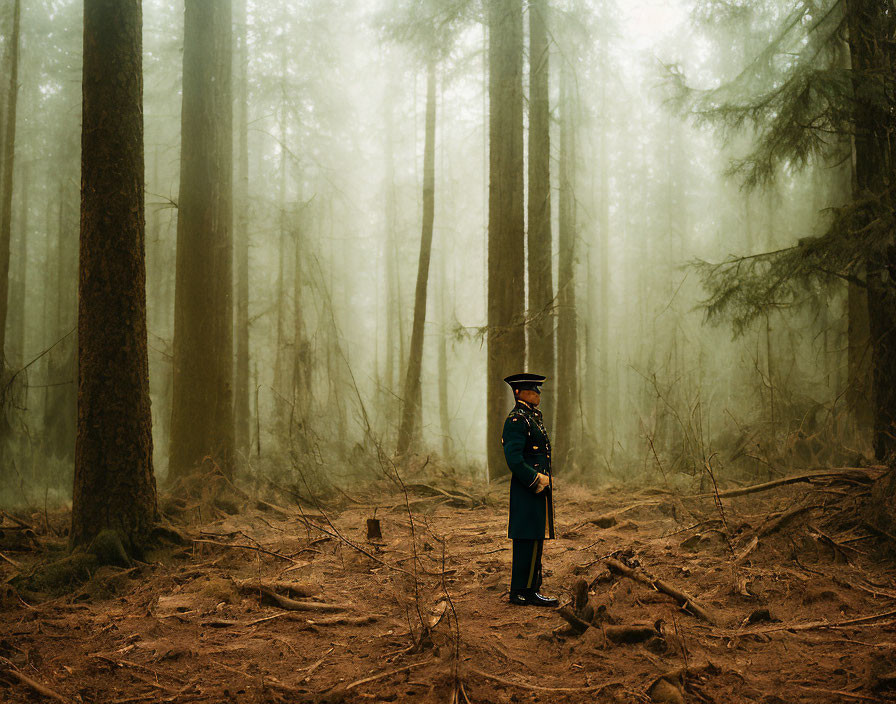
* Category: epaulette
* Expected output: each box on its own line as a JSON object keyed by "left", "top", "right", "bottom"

{"left": 507, "top": 407, "right": 532, "bottom": 429}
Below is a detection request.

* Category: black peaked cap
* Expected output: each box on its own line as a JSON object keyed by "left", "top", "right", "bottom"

{"left": 503, "top": 372, "right": 547, "bottom": 391}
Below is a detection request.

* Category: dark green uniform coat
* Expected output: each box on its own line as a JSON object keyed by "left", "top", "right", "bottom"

{"left": 502, "top": 400, "right": 555, "bottom": 540}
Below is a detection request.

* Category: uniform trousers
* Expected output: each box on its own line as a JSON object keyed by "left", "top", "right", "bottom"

{"left": 510, "top": 538, "right": 543, "bottom": 591}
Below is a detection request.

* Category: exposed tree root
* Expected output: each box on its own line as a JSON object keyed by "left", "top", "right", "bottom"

{"left": 254, "top": 586, "right": 348, "bottom": 612}
{"left": 233, "top": 578, "right": 319, "bottom": 598}
{"left": 557, "top": 606, "right": 592, "bottom": 634}
{"left": 605, "top": 557, "right": 719, "bottom": 625}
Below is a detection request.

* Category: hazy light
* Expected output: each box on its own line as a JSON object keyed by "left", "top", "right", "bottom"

{"left": 621, "top": 0, "right": 687, "bottom": 50}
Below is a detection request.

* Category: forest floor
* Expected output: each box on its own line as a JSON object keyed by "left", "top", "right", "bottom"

{"left": 1, "top": 466, "right": 896, "bottom": 703}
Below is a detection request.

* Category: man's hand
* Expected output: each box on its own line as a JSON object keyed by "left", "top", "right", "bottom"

{"left": 533, "top": 473, "right": 550, "bottom": 493}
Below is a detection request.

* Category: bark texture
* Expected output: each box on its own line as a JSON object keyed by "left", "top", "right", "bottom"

{"left": 847, "top": 0, "right": 896, "bottom": 460}
{"left": 72, "top": 0, "right": 157, "bottom": 551}
{"left": 397, "top": 59, "right": 436, "bottom": 456}
{"left": 487, "top": 0, "right": 525, "bottom": 480}
{"left": 169, "top": 0, "right": 235, "bottom": 480}
{"left": 526, "top": 0, "right": 555, "bottom": 427}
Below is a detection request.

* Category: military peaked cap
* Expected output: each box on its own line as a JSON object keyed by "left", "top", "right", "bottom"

{"left": 503, "top": 372, "right": 547, "bottom": 392}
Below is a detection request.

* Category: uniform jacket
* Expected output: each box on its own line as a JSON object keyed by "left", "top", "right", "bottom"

{"left": 502, "top": 400, "right": 555, "bottom": 540}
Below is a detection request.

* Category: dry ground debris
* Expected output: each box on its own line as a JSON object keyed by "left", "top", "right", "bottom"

{"left": 1, "top": 470, "right": 895, "bottom": 703}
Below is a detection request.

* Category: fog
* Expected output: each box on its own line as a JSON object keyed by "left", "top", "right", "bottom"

{"left": 0, "top": 0, "right": 860, "bottom": 504}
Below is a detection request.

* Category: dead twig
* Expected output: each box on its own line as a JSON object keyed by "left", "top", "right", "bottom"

{"left": 0, "top": 551, "right": 21, "bottom": 568}
{"left": 191, "top": 538, "right": 301, "bottom": 564}
{"left": 340, "top": 660, "right": 430, "bottom": 691}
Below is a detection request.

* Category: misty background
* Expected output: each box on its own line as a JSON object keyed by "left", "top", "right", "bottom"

{"left": 0, "top": 0, "right": 856, "bottom": 504}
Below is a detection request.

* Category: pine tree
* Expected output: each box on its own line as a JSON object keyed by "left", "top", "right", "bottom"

{"left": 678, "top": 0, "right": 896, "bottom": 459}
{"left": 234, "top": 0, "right": 251, "bottom": 456}
{"left": 527, "top": 0, "right": 555, "bottom": 426}
{"left": 169, "top": 0, "right": 235, "bottom": 480}
{"left": 73, "top": 0, "right": 157, "bottom": 552}
{"left": 0, "top": 0, "right": 19, "bottom": 377}
{"left": 487, "top": 0, "right": 525, "bottom": 479}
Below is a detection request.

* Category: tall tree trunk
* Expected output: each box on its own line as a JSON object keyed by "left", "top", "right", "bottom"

{"left": 9, "top": 159, "right": 27, "bottom": 368}
{"left": 291, "top": 198, "right": 309, "bottom": 422}
{"left": 438, "top": 216, "right": 451, "bottom": 459}
{"left": 597, "top": 84, "right": 610, "bottom": 448}
{"left": 384, "top": 71, "right": 399, "bottom": 428}
{"left": 846, "top": 0, "right": 896, "bottom": 461}
{"left": 397, "top": 59, "right": 436, "bottom": 456}
{"left": 0, "top": 0, "right": 20, "bottom": 373}
{"left": 73, "top": 0, "right": 157, "bottom": 552}
{"left": 271, "top": 62, "right": 289, "bottom": 436}
{"left": 487, "top": 0, "right": 525, "bottom": 480}
{"left": 555, "top": 60, "right": 578, "bottom": 471}
{"left": 526, "top": 0, "right": 555, "bottom": 427}
{"left": 234, "top": 0, "right": 251, "bottom": 456}
{"left": 169, "top": 0, "right": 235, "bottom": 481}
{"left": 832, "top": 12, "right": 874, "bottom": 448}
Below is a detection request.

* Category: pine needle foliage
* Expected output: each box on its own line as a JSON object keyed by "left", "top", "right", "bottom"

{"left": 670, "top": 0, "right": 896, "bottom": 333}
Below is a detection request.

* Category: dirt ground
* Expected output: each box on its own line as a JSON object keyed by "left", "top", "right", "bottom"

{"left": 2, "top": 468, "right": 896, "bottom": 703}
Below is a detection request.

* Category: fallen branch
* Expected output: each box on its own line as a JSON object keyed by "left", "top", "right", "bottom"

{"left": 0, "top": 511, "right": 33, "bottom": 530}
{"left": 694, "top": 608, "right": 896, "bottom": 641}
{"left": 469, "top": 667, "right": 623, "bottom": 693}
{"left": 191, "top": 539, "right": 300, "bottom": 564}
{"left": 1, "top": 667, "right": 68, "bottom": 702}
{"left": 341, "top": 661, "right": 430, "bottom": 691}
{"left": 199, "top": 613, "right": 303, "bottom": 628}
{"left": 405, "top": 483, "right": 474, "bottom": 506}
{"left": 690, "top": 468, "right": 878, "bottom": 499}
{"left": 0, "top": 551, "right": 21, "bottom": 568}
{"left": 604, "top": 558, "right": 718, "bottom": 625}
{"left": 735, "top": 608, "right": 896, "bottom": 636}
{"left": 306, "top": 614, "right": 378, "bottom": 626}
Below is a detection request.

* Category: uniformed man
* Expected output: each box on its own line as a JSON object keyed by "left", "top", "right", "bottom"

{"left": 501, "top": 373, "right": 558, "bottom": 607}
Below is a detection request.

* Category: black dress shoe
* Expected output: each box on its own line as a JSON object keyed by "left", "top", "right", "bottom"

{"left": 528, "top": 592, "right": 559, "bottom": 607}
{"left": 509, "top": 590, "right": 559, "bottom": 607}
{"left": 509, "top": 590, "right": 530, "bottom": 605}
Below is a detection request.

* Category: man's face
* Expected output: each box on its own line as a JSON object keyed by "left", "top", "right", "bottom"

{"left": 517, "top": 388, "right": 541, "bottom": 406}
